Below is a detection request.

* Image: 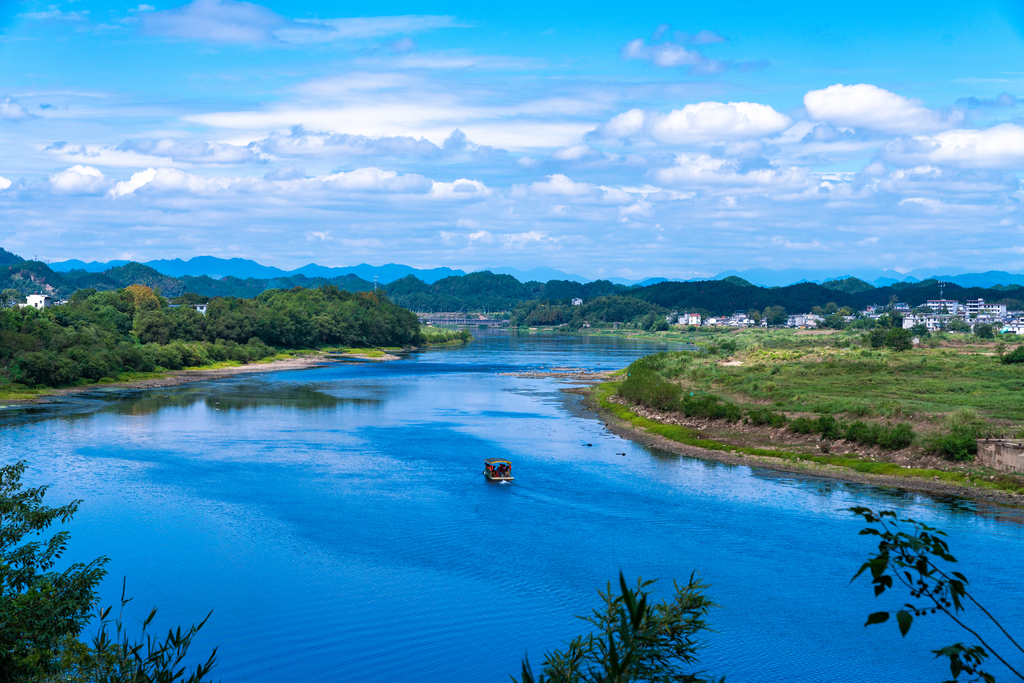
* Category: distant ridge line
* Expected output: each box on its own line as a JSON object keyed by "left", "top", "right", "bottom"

{"left": 45, "top": 255, "right": 1024, "bottom": 289}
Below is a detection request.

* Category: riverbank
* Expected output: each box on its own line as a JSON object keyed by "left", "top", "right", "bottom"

{"left": 574, "top": 381, "right": 1024, "bottom": 507}
{"left": 3, "top": 353, "right": 335, "bottom": 403}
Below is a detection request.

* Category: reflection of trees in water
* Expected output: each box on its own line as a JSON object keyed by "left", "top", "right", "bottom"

{"left": 105, "top": 384, "right": 385, "bottom": 416}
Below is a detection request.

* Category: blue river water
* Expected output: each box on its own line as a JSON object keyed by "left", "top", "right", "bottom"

{"left": 4, "top": 331, "right": 1024, "bottom": 682}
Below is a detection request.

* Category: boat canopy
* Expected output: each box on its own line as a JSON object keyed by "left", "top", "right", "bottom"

{"left": 484, "top": 458, "right": 512, "bottom": 465}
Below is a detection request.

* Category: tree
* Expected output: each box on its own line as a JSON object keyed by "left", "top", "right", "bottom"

{"left": 947, "top": 318, "right": 971, "bottom": 333}
{"left": 762, "top": 306, "right": 787, "bottom": 327}
{"left": 1, "top": 287, "right": 23, "bottom": 307}
{"left": 910, "top": 323, "right": 930, "bottom": 338}
{"left": 0, "top": 461, "right": 217, "bottom": 683}
{"left": 974, "top": 324, "right": 995, "bottom": 340}
{"left": 516, "top": 573, "right": 721, "bottom": 683}
{"left": 0, "top": 461, "right": 106, "bottom": 680}
{"left": 884, "top": 328, "right": 913, "bottom": 352}
{"left": 851, "top": 507, "right": 1024, "bottom": 682}
{"left": 870, "top": 328, "right": 887, "bottom": 348}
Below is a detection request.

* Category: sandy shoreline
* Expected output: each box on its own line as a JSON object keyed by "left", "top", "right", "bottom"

{"left": 567, "top": 384, "right": 1024, "bottom": 507}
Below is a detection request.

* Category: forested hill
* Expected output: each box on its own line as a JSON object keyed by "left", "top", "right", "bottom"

{"left": 0, "top": 285, "right": 421, "bottom": 390}
{"left": 2, "top": 248, "right": 1021, "bottom": 315}
{"left": 0, "top": 250, "right": 377, "bottom": 300}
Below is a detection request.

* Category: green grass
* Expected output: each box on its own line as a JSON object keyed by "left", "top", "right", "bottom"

{"left": 607, "top": 329, "right": 1024, "bottom": 428}
{"left": 593, "top": 382, "right": 1024, "bottom": 496}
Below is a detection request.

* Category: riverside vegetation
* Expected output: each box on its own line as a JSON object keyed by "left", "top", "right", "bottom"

{"left": 598, "top": 327, "right": 1024, "bottom": 496}
{"left": 0, "top": 284, "right": 468, "bottom": 397}
{"left": 7, "top": 459, "right": 1021, "bottom": 683}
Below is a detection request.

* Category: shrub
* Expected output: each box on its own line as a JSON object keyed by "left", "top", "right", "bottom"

{"left": 1002, "top": 345, "right": 1024, "bottom": 364}
{"left": 618, "top": 367, "right": 682, "bottom": 411}
{"left": 790, "top": 416, "right": 816, "bottom": 434}
{"left": 681, "top": 394, "right": 742, "bottom": 422}
{"left": 927, "top": 427, "right": 979, "bottom": 461}
{"left": 877, "top": 423, "right": 915, "bottom": 449}
{"left": 747, "top": 406, "right": 787, "bottom": 427}
{"left": 815, "top": 413, "right": 844, "bottom": 440}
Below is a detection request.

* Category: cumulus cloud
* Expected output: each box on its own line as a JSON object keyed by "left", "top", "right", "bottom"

{"left": 804, "top": 83, "right": 963, "bottom": 134}
{"left": 880, "top": 124, "right": 1024, "bottom": 169}
{"left": 105, "top": 165, "right": 495, "bottom": 202}
{"left": 0, "top": 98, "right": 31, "bottom": 121}
{"left": 50, "top": 165, "right": 108, "bottom": 194}
{"left": 517, "top": 174, "right": 595, "bottom": 197}
{"left": 0, "top": 176, "right": 10, "bottom": 191}
{"left": 594, "top": 102, "right": 791, "bottom": 145}
{"left": 115, "top": 138, "right": 261, "bottom": 164}
{"left": 429, "top": 179, "right": 491, "bottom": 199}
{"left": 652, "top": 102, "right": 791, "bottom": 143}
{"left": 141, "top": 0, "right": 460, "bottom": 44}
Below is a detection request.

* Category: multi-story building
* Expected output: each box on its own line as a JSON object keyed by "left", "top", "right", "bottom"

{"left": 964, "top": 299, "right": 1007, "bottom": 316}
{"left": 925, "top": 299, "right": 960, "bottom": 314}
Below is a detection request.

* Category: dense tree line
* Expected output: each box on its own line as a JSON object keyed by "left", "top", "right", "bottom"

{"left": 509, "top": 296, "right": 668, "bottom": 329}
{"left": 0, "top": 285, "right": 421, "bottom": 389}
{"left": 2, "top": 246, "right": 1022, "bottom": 317}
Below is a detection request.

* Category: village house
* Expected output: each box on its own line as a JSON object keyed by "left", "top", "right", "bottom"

{"left": 21, "top": 294, "right": 52, "bottom": 310}
{"left": 571, "top": 298, "right": 583, "bottom": 306}
{"left": 677, "top": 312, "right": 701, "bottom": 326}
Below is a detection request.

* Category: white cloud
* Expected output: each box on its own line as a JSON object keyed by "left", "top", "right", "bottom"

{"left": 111, "top": 168, "right": 159, "bottom": 197}
{"left": 594, "top": 102, "right": 791, "bottom": 144}
{"left": 619, "top": 35, "right": 762, "bottom": 75}
{"left": 141, "top": 0, "right": 460, "bottom": 44}
{"left": 49, "top": 165, "right": 108, "bottom": 194}
{"left": 142, "top": 0, "right": 281, "bottom": 43}
{"left": 429, "top": 178, "right": 491, "bottom": 199}
{"left": 881, "top": 124, "right": 1024, "bottom": 169}
{"left": 0, "top": 176, "right": 10, "bottom": 191}
{"left": 312, "top": 167, "right": 431, "bottom": 193}
{"left": 600, "top": 109, "right": 646, "bottom": 139}
{"left": 0, "top": 98, "right": 30, "bottom": 120}
{"left": 655, "top": 154, "right": 810, "bottom": 191}
{"left": 652, "top": 102, "right": 792, "bottom": 143}
{"left": 623, "top": 38, "right": 721, "bottom": 71}
{"left": 804, "top": 83, "right": 962, "bottom": 134}
{"left": 105, "top": 165, "right": 494, "bottom": 202}
{"left": 276, "top": 16, "right": 462, "bottom": 44}
{"left": 551, "top": 144, "right": 600, "bottom": 161}
{"left": 518, "top": 174, "right": 594, "bottom": 197}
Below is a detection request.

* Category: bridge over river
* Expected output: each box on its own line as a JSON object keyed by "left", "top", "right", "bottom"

{"left": 417, "top": 314, "right": 510, "bottom": 327}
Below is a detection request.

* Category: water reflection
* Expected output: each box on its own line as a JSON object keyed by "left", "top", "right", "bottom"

{"left": 5, "top": 332, "right": 1024, "bottom": 683}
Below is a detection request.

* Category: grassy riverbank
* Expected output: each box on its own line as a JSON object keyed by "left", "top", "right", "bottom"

{"left": 588, "top": 328, "right": 1024, "bottom": 498}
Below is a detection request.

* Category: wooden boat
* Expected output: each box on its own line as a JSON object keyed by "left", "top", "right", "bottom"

{"left": 484, "top": 458, "right": 514, "bottom": 481}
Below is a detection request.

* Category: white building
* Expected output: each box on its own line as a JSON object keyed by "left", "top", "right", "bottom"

{"left": 925, "top": 299, "right": 959, "bottom": 314}
{"left": 23, "top": 294, "right": 52, "bottom": 309}
{"left": 571, "top": 298, "right": 583, "bottom": 306}
{"left": 678, "top": 312, "right": 701, "bottom": 326}
{"left": 193, "top": 303, "right": 208, "bottom": 315}
{"left": 964, "top": 299, "right": 1007, "bottom": 317}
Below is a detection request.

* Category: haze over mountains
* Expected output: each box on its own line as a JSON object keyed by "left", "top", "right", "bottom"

{"left": 50, "top": 256, "right": 1024, "bottom": 290}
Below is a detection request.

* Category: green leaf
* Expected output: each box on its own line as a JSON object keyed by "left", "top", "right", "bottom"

{"left": 865, "top": 611, "right": 889, "bottom": 626}
{"left": 896, "top": 610, "right": 913, "bottom": 637}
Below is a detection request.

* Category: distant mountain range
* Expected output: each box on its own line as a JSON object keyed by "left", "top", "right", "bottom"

{"left": 48, "top": 256, "right": 1024, "bottom": 290}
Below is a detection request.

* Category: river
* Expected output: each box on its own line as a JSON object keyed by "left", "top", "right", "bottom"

{"left": 4, "top": 331, "right": 1024, "bottom": 682}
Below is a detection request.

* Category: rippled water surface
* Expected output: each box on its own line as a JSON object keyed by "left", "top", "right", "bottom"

{"left": 5, "top": 331, "right": 1024, "bottom": 682}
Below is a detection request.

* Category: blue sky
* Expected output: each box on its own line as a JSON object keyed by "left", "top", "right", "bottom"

{"left": 2, "top": 0, "right": 1024, "bottom": 279}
